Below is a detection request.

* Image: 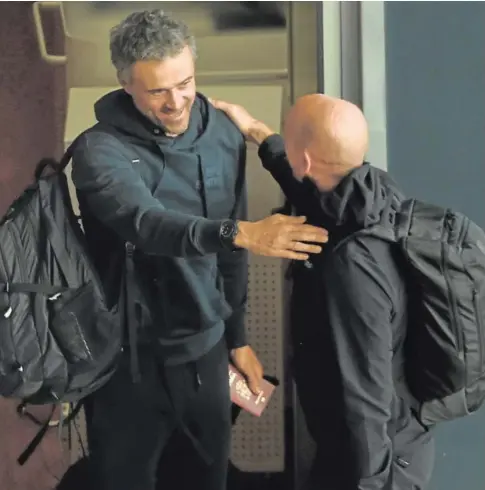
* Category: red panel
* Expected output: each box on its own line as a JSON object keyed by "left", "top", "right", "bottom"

{"left": 0, "top": 1, "right": 66, "bottom": 217}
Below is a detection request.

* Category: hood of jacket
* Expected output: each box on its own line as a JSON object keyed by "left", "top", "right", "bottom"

{"left": 93, "top": 89, "right": 217, "bottom": 150}
{"left": 303, "top": 162, "right": 404, "bottom": 234}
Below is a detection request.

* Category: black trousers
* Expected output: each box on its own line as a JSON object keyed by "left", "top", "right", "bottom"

{"left": 84, "top": 339, "right": 232, "bottom": 490}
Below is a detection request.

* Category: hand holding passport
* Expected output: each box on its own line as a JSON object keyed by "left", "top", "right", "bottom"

{"left": 228, "top": 363, "right": 277, "bottom": 417}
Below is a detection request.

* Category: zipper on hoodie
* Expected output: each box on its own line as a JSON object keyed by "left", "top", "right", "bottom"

{"left": 197, "top": 157, "right": 209, "bottom": 218}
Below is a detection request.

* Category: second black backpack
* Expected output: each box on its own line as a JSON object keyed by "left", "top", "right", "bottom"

{"left": 337, "top": 198, "right": 485, "bottom": 426}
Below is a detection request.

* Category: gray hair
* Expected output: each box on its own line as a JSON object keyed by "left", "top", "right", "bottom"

{"left": 110, "top": 9, "right": 196, "bottom": 81}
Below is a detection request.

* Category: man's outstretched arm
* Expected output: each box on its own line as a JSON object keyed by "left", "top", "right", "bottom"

{"left": 72, "top": 131, "right": 328, "bottom": 260}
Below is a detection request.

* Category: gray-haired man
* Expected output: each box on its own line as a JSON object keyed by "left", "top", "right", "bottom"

{"left": 71, "top": 9, "right": 327, "bottom": 490}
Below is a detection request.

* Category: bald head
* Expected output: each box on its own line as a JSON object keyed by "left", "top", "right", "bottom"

{"left": 283, "top": 94, "right": 369, "bottom": 190}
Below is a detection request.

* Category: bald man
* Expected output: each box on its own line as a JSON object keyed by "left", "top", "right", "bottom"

{"left": 211, "top": 95, "right": 434, "bottom": 490}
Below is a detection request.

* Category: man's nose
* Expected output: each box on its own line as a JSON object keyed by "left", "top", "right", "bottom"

{"left": 165, "top": 90, "right": 185, "bottom": 111}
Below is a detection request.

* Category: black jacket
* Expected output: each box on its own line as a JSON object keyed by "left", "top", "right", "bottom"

{"left": 71, "top": 90, "right": 248, "bottom": 365}
{"left": 258, "top": 135, "right": 432, "bottom": 489}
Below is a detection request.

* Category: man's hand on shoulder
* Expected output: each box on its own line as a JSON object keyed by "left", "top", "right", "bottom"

{"left": 231, "top": 345, "right": 264, "bottom": 395}
{"left": 209, "top": 98, "right": 276, "bottom": 146}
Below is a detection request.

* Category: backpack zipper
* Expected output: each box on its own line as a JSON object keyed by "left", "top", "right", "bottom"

{"left": 0, "top": 246, "right": 10, "bottom": 316}
{"left": 473, "top": 289, "right": 484, "bottom": 372}
{"left": 457, "top": 215, "right": 468, "bottom": 249}
{"left": 10, "top": 224, "right": 27, "bottom": 283}
{"left": 0, "top": 242, "right": 22, "bottom": 382}
{"left": 443, "top": 214, "right": 464, "bottom": 353}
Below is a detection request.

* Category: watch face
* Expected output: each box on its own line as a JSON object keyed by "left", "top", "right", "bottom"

{"left": 221, "top": 221, "right": 236, "bottom": 239}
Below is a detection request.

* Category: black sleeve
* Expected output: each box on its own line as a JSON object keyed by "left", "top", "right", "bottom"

{"left": 258, "top": 134, "right": 311, "bottom": 211}
{"left": 324, "top": 238, "right": 395, "bottom": 490}
{"left": 219, "top": 144, "right": 249, "bottom": 350}
{"left": 71, "top": 132, "right": 224, "bottom": 257}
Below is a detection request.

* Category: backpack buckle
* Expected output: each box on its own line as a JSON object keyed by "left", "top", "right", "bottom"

{"left": 2, "top": 284, "right": 12, "bottom": 317}
{"left": 125, "top": 242, "right": 135, "bottom": 258}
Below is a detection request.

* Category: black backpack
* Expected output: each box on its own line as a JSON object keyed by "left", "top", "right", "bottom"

{"left": 0, "top": 144, "right": 123, "bottom": 462}
{"left": 335, "top": 198, "right": 485, "bottom": 426}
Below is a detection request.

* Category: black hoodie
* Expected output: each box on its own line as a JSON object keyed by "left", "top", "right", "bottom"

{"left": 258, "top": 135, "right": 433, "bottom": 490}
{"left": 71, "top": 89, "right": 248, "bottom": 365}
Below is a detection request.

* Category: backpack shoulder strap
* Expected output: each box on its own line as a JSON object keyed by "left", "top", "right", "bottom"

{"left": 69, "top": 123, "right": 143, "bottom": 383}
{"left": 33, "top": 135, "right": 86, "bottom": 181}
{"left": 55, "top": 123, "right": 140, "bottom": 176}
{"left": 59, "top": 135, "right": 85, "bottom": 172}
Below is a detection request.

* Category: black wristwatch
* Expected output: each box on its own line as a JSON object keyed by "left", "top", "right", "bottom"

{"left": 219, "top": 219, "right": 240, "bottom": 250}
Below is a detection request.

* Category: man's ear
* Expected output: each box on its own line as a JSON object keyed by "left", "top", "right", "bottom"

{"left": 118, "top": 70, "right": 131, "bottom": 94}
{"left": 302, "top": 149, "right": 312, "bottom": 176}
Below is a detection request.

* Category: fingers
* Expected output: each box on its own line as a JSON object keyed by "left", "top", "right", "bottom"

{"left": 245, "top": 215, "right": 329, "bottom": 260}
{"left": 259, "top": 245, "right": 309, "bottom": 260}
{"left": 272, "top": 215, "right": 329, "bottom": 243}
{"left": 269, "top": 250, "right": 310, "bottom": 261}
{"left": 262, "top": 238, "right": 321, "bottom": 260}
{"left": 273, "top": 214, "right": 307, "bottom": 224}
{"left": 246, "top": 368, "right": 264, "bottom": 395}
{"left": 262, "top": 239, "right": 321, "bottom": 260}
{"left": 208, "top": 97, "right": 229, "bottom": 111}
{"left": 292, "top": 241, "right": 323, "bottom": 254}
{"left": 247, "top": 379, "right": 262, "bottom": 396}
{"left": 289, "top": 227, "right": 329, "bottom": 244}
{"left": 208, "top": 97, "right": 223, "bottom": 110}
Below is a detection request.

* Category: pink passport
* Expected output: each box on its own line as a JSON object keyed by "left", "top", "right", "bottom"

{"left": 228, "top": 363, "right": 276, "bottom": 417}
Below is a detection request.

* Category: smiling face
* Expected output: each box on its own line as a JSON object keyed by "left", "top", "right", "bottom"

{"left": 121, "top": 45, "right": 196, "bottom": 137}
